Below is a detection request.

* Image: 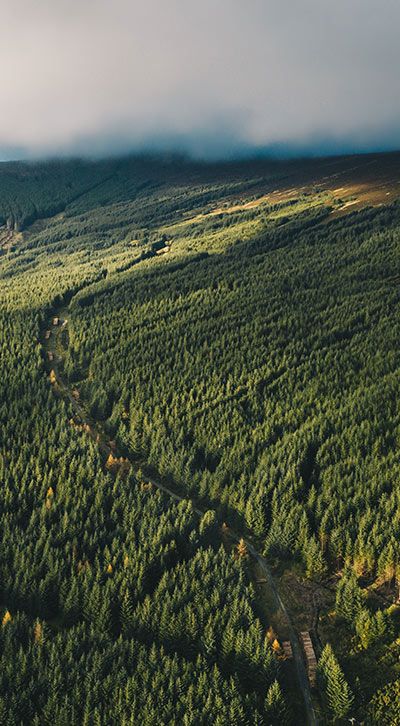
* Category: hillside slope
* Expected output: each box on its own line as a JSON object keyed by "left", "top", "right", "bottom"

{"left": 1, "top": 152, "right": 400, "bottom": 724}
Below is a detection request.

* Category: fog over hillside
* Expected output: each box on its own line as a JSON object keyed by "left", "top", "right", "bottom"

{"left": 1, "top": 0, "right": 400, "bottom": 160}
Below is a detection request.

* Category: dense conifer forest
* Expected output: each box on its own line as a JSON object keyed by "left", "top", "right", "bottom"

{"left": 1, "top": 152, "right": 400, "bottom": 724}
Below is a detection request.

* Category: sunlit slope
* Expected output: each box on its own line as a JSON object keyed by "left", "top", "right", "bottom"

{"left": 1, "top": 149, "right": 399, "bottom": 240}
{"left": 0, "top": 150, "right": 400, "bottom": 724}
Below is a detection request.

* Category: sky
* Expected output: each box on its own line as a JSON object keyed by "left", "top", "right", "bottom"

{"left": 0, "top": 0, "right": 399, "bottom": 160}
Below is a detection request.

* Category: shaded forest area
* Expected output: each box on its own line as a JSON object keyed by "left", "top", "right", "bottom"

{"left": 1, "top": 152, "right": 400, "bottom": 724}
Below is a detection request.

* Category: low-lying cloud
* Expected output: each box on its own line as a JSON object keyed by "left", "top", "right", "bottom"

{"left": 1, "top": 0, "right": 399, "bottom": 159}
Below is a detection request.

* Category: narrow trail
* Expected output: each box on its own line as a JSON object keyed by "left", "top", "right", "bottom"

{"left": 43, "top": 307, "right": 318, "bottom": 726}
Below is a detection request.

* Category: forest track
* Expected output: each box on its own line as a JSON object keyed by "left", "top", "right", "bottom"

{"left": 42, "top": 310, "right": 318, "bottom": 726}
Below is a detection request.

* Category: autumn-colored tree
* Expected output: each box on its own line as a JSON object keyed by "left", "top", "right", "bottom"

{"left": 45, "top": 486, "right": 54, "bottom": 510}
{"left": 2, "top": 610, "right": 11, "bottom": 627}
{"left": 34, "top": 619, "right": 44, "bottom": 644}
{"left": 236, "top": 538, "right": 248, "bottom": 558}
{"left": 272, "top": 638, "right": 282, "bottom": 653}
{"left": 106, "top": 453, "right": 117, "bottom": 469}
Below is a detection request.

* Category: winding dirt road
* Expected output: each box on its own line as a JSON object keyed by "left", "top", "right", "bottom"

{"left": 43, "top": 308, "right": 318, "bottom": 726}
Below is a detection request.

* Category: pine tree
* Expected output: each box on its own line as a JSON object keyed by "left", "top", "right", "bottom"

{"left": 317, "top": 644, "right": 354, "bottom": 721}
{"left": 355, "top": 607, "right": 392, "bottom": 649}
{"left": 326, "top": 658, "right": 354, "bottom": 720}
{"left": 304, "top": 536, "right": 327, "bottom": 580}
{"left": 121, "top": 590, "right": 135, "bottom": 635}
{"left": 265, "top": 680, "right": 289, "bottom": 724}
{"left": 377, "top": 544, "right": 397, "bottom": 592}
{"left": 202, "top": 623, "right": 217, "bottom": 661}
{"left": 335, "top": 568, "right": 364, "bottom": 625}
{"left": 199, "top": 510, "right": 217, "bottom": 540}
{"left": 62, "top": 580, "right": 80, "bottom": 625}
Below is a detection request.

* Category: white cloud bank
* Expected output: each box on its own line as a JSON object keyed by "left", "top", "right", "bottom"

{"left": 0, "top": 0, "right": 399, "bottom": 158}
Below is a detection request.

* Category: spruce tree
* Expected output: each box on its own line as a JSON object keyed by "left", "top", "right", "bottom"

{"left": 335, "top": 568, "right": 364, "bottom": 625}
{"left": 326, "top": 658, "right": 354, "bottom": 721}
{"left": 304, "top": 536, "right": 327, "bottom": 580}
{"left": 317, "top": 644, "right": 354, "bottom": 721}
{"left": 265, "top": 680, "right": 289, "bottom": 725}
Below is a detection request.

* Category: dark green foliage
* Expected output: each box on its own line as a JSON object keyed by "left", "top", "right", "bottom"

{"left": 355, "top": 607, "right": 394, "bottom": 650}
{"left": 1, "top": 153, "right": 400, "bottom": 722}
{"left": 0, "top": 160, "right": 287, "bottom": 720}
{"left": 265, "top": 680, "right": 291, "bottom": 725}
{"left": 335, "top": 569, "right": 364, "bottom": 625}
{"left": 366, "top": 679, "right": 400, "bottom": 725}
{"left": 0, "top": 159, "right": 113, "bottom": 230}
{"left": 317, "top": 644, "right": 354, "bottom": 721}
{"left": 0, "top": 613, "right": 268, "bottom": 724}
{"left": 65, "top": 191, "right": 400, "bottom": 580}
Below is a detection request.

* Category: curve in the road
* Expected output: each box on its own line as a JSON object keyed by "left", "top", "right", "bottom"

{"left": 43, "top": 306, "right": 318, "bottom": 726}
